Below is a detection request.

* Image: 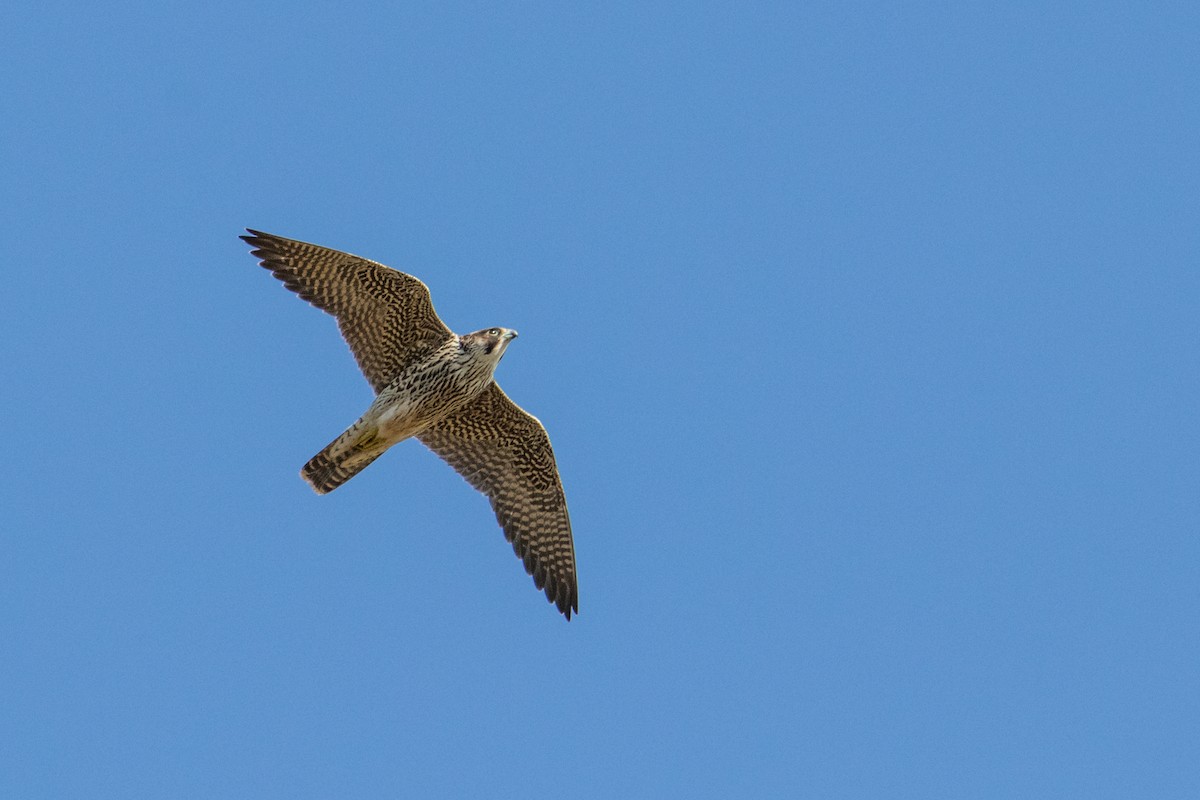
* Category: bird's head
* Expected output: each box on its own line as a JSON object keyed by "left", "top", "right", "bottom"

{"left": 463, "top": 327, "right": 519, "bottom": 361}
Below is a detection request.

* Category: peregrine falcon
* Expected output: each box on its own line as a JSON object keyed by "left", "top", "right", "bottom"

{"left": 241, "top": 230, "right": 578, "bottom": 619}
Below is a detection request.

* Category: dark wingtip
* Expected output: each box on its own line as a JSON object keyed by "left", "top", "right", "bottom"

{"left": 240, "top": 228, "right": 272, "bottom": 248}
{"left": 240, "top": 230, "right": 286, "bottom": 267}
{"left": 551, "top": 583, "right": 578, "bottom": 620}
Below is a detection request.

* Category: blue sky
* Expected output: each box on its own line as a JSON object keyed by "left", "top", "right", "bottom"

{"left": 2, "top": 2, "right": 1197, "bottom": 797}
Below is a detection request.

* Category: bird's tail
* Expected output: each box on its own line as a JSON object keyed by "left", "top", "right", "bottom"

{"left": 302, "top": 422, "right": 387, "bottom": 494}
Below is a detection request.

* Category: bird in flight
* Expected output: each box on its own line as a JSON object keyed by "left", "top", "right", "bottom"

{"left": 241, "top": 230, "right": 578, "bottom": 619}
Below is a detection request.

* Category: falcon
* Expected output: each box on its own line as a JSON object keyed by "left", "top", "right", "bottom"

{"left": 241, "top": 230, "right": 578, "bottom": 619}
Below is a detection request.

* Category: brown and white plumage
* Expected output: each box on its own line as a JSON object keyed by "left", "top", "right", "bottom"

{"left": 242, "top": 229, "right": 452, "bottom": 391}
{"left": 420, "top": 384, "right": 578, "bottom": 618}
{"left": 241, "top": 229, "right": 578, "bottom": 619}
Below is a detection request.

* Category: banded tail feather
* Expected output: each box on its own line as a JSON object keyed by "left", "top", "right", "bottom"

{"left": 301, "top": 425, "right": 386, "bottom": 494}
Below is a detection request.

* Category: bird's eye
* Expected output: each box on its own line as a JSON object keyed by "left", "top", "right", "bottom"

{"left": 489, "top": 328, "right": 499, "bottom": 336}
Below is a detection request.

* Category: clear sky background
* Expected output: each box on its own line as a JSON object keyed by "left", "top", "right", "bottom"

{"left": 2, "top": 2, "right": 1197, "bottom": 797}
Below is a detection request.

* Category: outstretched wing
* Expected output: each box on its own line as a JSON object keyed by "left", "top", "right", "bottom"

{"left": 242, "top": 230, "right": 453, "bottom": 392}
{"left": 418, "top": 384, "right": 578, "bottom": 619}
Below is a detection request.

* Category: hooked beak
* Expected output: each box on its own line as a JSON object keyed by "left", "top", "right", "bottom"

{"left": 505, "top": 330, "right": 519, "bottom": 340}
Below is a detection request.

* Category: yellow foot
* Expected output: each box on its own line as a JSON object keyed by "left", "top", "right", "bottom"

{"left": 352, "top": 428, "right": 380, "bottom": 451}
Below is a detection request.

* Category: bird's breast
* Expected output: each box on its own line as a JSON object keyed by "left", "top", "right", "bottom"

{"left": 372, "top": 352, "right": 495, "bottom": 440}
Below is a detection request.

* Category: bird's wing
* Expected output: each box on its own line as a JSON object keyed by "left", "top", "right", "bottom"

{"left": 242, "top": 229, "right": 453, "bottom": 392}
{"left": 418, "top": 383, "right": 578, "bottom": 619}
